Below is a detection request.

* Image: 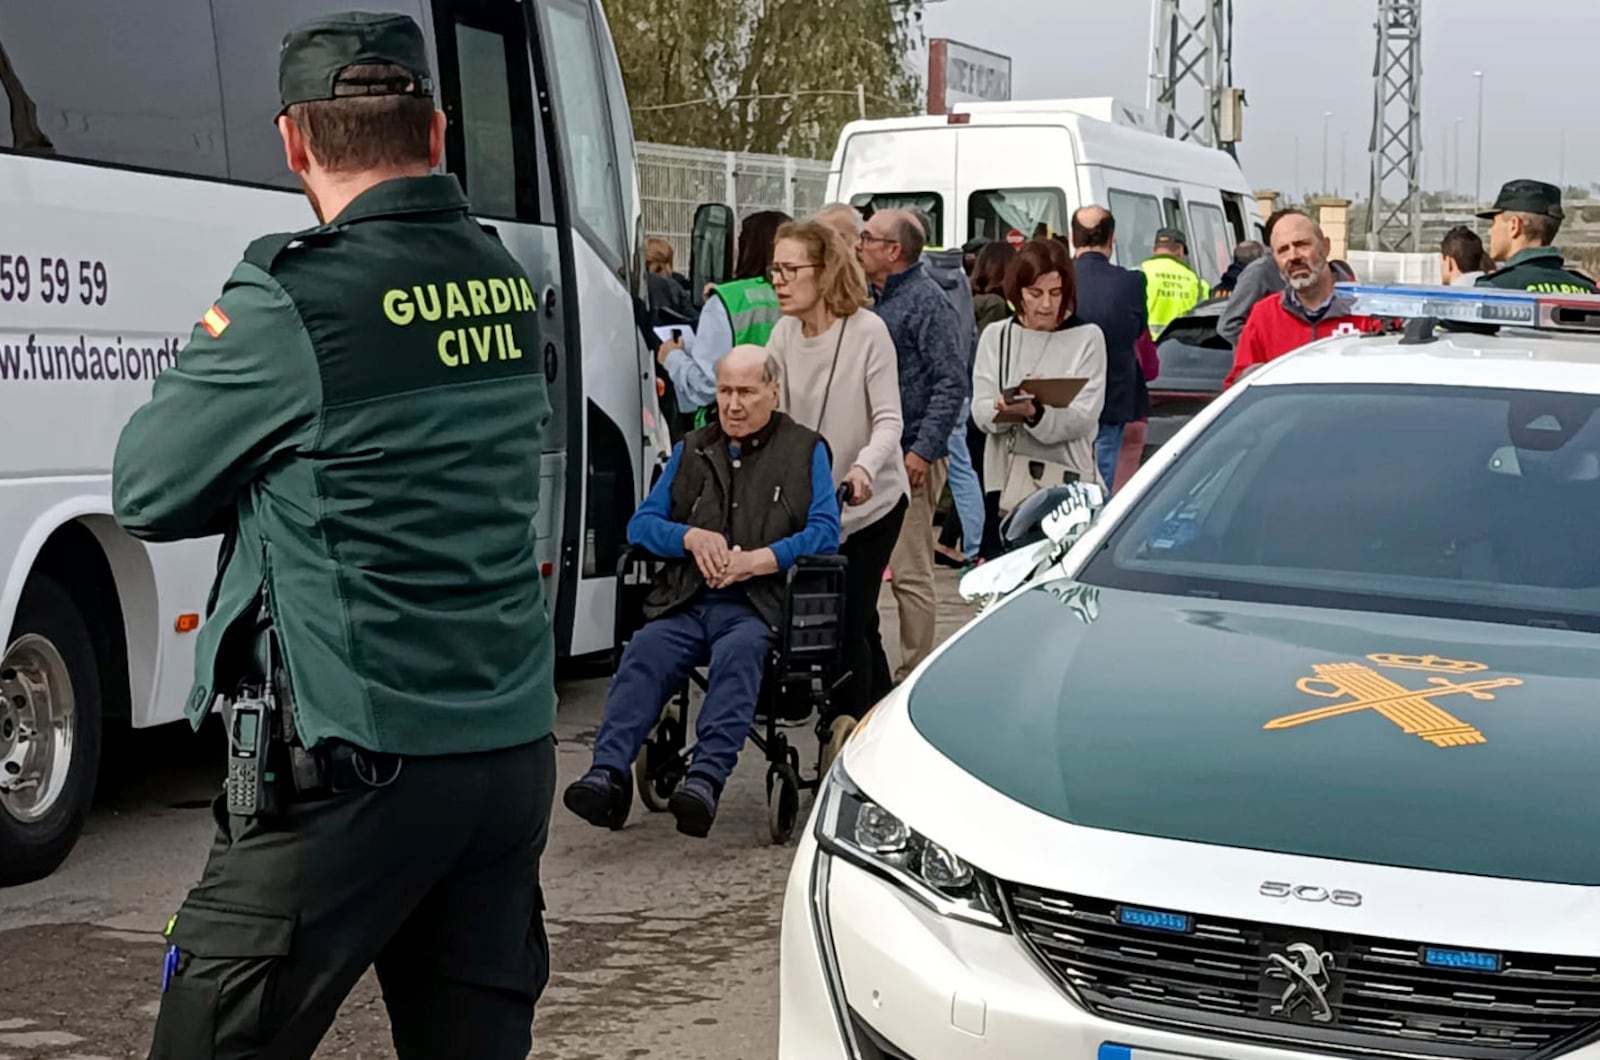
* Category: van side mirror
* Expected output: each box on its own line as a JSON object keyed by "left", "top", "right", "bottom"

{"left": 690, "top": 203, "right": 733, "bottom": 306}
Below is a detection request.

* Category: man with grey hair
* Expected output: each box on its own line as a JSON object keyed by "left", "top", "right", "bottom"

{"left": 564, "top": 345, "right": 840, "bottom": 838}
{"left": 858, "top": 207, "right": 966, "bottom": 681}
{"left": 1223, "top": 212, "right": 1383, "bottom": 388}
{"left": 811, "top": 201, "right": 863, "bottom": 240}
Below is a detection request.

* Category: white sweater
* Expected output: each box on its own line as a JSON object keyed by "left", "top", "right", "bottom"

{"left": 767, "top": 310, "right": 910, "bottom": 539}
{"left": 971, "top": 317, "right": 1108, "bottom": 488}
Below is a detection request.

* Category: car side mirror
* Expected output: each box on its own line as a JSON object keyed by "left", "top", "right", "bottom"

{"left": 689, "top": 203, "right": 733, "bottom": 306}
{"left": 999, "top": 482, "right": 1106, "bottom": 550}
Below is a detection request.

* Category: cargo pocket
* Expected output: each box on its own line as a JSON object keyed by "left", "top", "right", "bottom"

{"left": 148, "top": 899, "right": 295, "bottom": 1060}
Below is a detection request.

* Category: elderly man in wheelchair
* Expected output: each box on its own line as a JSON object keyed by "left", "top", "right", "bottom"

{"left": 564, "top": 346, "right": 842, "bottom": 838}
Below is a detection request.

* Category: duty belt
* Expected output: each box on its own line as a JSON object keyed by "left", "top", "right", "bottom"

{"left": 286, "top": 740, "right": 403, "bottom": 801}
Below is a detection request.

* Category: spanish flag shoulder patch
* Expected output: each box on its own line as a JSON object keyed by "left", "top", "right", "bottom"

{"left": 201, "top": 304, "right": 231, "bottom": 338}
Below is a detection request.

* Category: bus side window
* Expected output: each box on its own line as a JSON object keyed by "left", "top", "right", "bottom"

{"left": 542, "top": 0, "right": 627, "bottom": 264}
{"left": 213, "top": 1, "right": 431, "bottom": 188}
{"left": 1, "top": 0, "right": 226, "bottom": 177}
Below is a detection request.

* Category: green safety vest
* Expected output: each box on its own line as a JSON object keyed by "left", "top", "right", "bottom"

{"left": 694, "top": 277, "right": 781, "bottom": 427}
{"left": 1140, "top": 255, "right": 1207, "bottom": 338}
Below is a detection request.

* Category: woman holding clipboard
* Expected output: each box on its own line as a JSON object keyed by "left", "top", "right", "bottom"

{"left": 970, "top": 239, "right": 1107, "bottom": 559}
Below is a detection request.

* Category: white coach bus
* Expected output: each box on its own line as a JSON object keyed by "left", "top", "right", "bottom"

{"left": 0, "top": 0, "right": 663, "bottom": 883}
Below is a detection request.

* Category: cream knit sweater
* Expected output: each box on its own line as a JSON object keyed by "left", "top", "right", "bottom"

{"left": 971, "top": 316, "right": 1108, "bottom": 489}
{"left": 767, "top": 309, "right": 910, "bottom": 539}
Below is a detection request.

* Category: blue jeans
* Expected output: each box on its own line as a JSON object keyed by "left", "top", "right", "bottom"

{"left": 1095, "top": 423, "right": 1125, "bottom": 492}
{"left": 591, "top": 591, "right": 773, "bottom": 787}
{"left": 945, "top": 420, "right": 985, "bottom": 561}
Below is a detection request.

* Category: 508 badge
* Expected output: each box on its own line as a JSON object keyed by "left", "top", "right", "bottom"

{"left": 1260, "top": 881, "right": 1363, "bottom": 907}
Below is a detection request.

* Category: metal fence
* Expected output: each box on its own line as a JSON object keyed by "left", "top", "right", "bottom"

{"left": 638, "top": 142, "right": 833, "bottom": 266}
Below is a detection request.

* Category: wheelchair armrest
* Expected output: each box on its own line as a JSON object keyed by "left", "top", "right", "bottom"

{"left": 616, "top": 544, "right": 671, "bottom": 578}
{"left": 792, "top": 553, "right": 848, "bottom": 570}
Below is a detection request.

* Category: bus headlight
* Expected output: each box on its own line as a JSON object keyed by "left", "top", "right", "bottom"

{"left": 815, "top": 765, "right": 1006, "bottom": 931}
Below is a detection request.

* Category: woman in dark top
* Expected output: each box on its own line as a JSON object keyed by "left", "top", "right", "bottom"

{"left": 937, "top": 241, "right": 1018, "bottom": 564}
{"left": 970, "top": 241, "right": 1016, "bottom": 333}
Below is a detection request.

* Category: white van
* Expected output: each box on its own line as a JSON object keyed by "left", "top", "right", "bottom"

{"left": 826, "top": 97, "right": 1262, "bottom": 286}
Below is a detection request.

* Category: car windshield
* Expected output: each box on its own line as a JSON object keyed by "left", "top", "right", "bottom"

{"left": 1080, "top": 383, "right": 1600, "bottom": 632}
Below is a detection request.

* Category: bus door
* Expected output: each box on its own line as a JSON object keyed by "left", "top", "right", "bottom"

{"left": 430, "top": 0, "right": 574, "bottom": 641}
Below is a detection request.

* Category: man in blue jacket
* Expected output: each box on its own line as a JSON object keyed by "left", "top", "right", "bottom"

{"left": 564, "top": 346, "right": 840, "bottom": 838}
{"left": 1071, "top": 206, "right": 1151, "bottom": 491}
{"left": 859, "top": 208, "right": 967, "bottom": 680}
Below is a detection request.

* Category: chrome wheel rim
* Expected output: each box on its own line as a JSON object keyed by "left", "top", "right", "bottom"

{"left": 0, "top": 634, "right": 75, "bottom": 823}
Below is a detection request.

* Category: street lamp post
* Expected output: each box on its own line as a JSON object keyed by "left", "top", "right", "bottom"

{"left": 1474, "top": 71, "right": 1485, "bottom": 207}
{"left": 1454, "top": 117, "right": 1463, "bottom": 198}
{"left": 1322, "top": 111, "right": 1332, "bottom": 195}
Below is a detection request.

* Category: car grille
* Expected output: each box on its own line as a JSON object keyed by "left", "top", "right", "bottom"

{"left": 1005, "top": 884, "right": 1600, "bottom": 1059}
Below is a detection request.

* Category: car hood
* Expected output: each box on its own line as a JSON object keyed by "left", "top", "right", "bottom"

{"left": 907, "top": 579, "right": 1600, "bottom": 885}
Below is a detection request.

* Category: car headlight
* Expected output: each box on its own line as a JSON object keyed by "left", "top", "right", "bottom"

{"left": 815, "top": 763, "right": 1007, "bottom": 931}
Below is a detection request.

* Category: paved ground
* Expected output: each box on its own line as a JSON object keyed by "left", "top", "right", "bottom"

{"left": 0, "top": 572, "right": 978, "bottom": 1060}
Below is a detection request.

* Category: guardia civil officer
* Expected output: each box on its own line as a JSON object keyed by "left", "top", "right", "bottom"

{"left": 1475, "top": 179, "right": 1598, "bottom": 293}
{"left": 111, "top": 13, "right": 557, "bottom": 1059}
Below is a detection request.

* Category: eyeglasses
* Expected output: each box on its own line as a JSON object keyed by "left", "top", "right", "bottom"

{"left": 771, "top": 262, "right": 823, "bottom": 282}
{"left": 858, "top": 233, "right": 897, "bottom": 246}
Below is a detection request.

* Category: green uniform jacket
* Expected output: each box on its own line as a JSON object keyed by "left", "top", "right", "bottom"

{"left": 1476, "top": 247, "right": 1598, "bottom": 294}
{"left": 112, "top": 175, "right": 556, "bottom": 756}
{"left": 1139, "top": 255, "right": 1206, "bottom": 337}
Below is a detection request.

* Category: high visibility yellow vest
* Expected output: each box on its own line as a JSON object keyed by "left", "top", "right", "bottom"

{"left": 1140, "top": 255, "right": 1206, "bottom": 337}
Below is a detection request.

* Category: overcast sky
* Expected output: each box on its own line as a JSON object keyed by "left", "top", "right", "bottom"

{"left": 921, "top": 0, "right": 1593, "bottom": 203}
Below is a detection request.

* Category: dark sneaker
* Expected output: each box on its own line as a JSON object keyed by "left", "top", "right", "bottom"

{"left": 563, "top": 766, "right": 631, "bottom": 830}
{"left": 668, "top": 774, "right": 720, "bottom": 838}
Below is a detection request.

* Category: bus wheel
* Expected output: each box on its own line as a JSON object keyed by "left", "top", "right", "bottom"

{"left": 0, "top": 575, "right": 102, "bottom": 887}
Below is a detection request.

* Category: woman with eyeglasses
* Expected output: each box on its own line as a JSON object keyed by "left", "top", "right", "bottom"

{"left": 765, "top": 220, "right": 908, "bottom": 730}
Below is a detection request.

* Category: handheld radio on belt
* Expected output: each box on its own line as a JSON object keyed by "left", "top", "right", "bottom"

{"left": 226, "top": 684, "right": 276, "bottom": 817}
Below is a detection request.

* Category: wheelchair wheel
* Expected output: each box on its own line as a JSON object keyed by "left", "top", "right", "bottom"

{"left": 767, "top": 762, "right": 802, "bottom": 845}
{"left": 817, "top": 715, "right": 857, "bottom": 780}
{"left": 634, "top": 705, "right": 685, "bottom": 814}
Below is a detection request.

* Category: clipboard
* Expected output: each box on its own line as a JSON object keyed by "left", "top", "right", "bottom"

{"left": 1003, "top": 376, "right": 1088, "bottom": 409}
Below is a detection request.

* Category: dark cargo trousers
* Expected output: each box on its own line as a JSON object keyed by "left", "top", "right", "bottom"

{"left": 148, "top": 735, "right": 556, "bottom": 1060}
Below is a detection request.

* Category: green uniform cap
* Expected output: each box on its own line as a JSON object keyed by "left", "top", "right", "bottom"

{"left": 279, "top": 11, "right": 434, "bottom": 109}
{"left": 1477, "top": 179, "right": 1565, "bottom": 221}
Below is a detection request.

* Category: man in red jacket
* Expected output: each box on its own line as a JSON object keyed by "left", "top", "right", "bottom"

{"left": 1224, "top": 212, "right": 1383, "bottom": 388}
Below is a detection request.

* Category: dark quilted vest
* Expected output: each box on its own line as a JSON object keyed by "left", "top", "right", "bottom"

{"left": 644, "top": 412, "right": 822, "bottom": 628}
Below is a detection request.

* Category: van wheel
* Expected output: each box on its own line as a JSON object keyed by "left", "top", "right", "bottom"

{"left": 0, "top": 575, "right": 102, "bottom": 886}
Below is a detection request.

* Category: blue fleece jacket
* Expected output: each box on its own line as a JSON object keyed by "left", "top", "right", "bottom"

{"left": 626, "top": 440, "right": 840, "bottom": 568}
{"left": 873, "top": 262, "right": 969, "bottom": 462}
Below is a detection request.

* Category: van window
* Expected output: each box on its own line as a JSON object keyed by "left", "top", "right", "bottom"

{"left": 1221, "top": 193, "right": 1249, "bottom": 245}
{"left": 1162, "top": 196, "right": 1185, "bottom": 233}
{"left": 1107, "top": 189, "right": 1162, "bottom": 267}
{"left": 0, "top": 0, "right": 227, "bottom": 178}
{"left": 453, "top": 26, "right": 519, "bottom": 218}
{"left": 1188, "top": 202, "right": 1232, "bottom": 285}
{"left": 850, "top": 193, "right": 944, "bottom": 245}
{"left": 968, "top": 188, "right": 1067, "bottom": 246}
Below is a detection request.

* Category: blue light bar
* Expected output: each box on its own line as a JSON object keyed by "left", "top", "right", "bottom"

{"left": 1421, "top": 946, "right": 1503, "bottom": 973}
{"left": 1337, "top": 283, "right": 1600, "bottom": 332}
{"left": 1116, "top": 905, "right": 1192, "bottom": 934}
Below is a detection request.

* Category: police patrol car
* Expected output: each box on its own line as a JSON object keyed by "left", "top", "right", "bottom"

{"left": 779, "top": 285, "right": 1600, "bottom": 1060}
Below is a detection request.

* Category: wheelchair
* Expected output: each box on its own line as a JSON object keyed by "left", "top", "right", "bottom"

{"left": 613, "top": 546, "right": 850, "bottom": 844}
